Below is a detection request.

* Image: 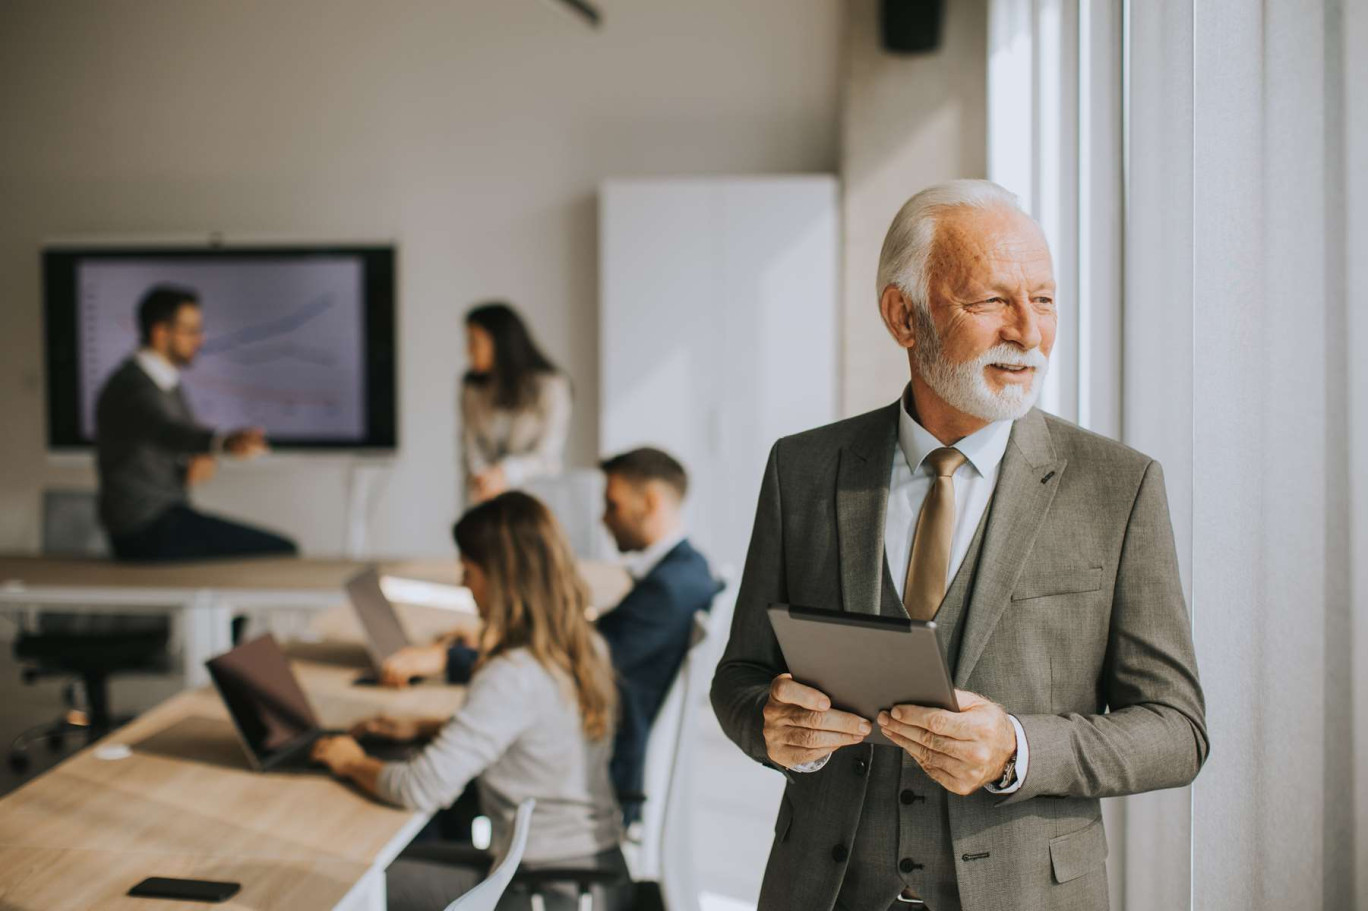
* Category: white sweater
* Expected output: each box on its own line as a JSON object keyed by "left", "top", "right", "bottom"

{"left": 376, "top": 647, "right": 622, "bottom": 863}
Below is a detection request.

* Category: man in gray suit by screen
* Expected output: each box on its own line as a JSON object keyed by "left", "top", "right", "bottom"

{"left": 96, "top": 285, "right": 297, "bottom": 562}
{"left": 710, "top": 180, "right": 1207, "bottom": 911}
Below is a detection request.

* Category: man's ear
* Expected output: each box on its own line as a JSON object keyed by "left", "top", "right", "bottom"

{"left": 640, "top": 483, "right": 662, "bottom": 517}
{"left": 879, "top": 285, "right": 917, "bottom": 350}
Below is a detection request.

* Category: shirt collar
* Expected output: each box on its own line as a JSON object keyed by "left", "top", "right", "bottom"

{"left": 135, "top": 349, "right": 181, "bottom": 393}
{"left": 898, "top": 385, "right": 1013, "bottom": 479}
{"left": 625, "top": 528, "right": 687, "bottom": 581}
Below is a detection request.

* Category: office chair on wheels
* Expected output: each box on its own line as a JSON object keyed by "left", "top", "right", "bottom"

{"left": 6, "top": 491, "right": 173, "bottom": 774}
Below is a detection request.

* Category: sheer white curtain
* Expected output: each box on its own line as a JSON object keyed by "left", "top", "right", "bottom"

{"left": 991, "top": 0, "right": 1367, "bottom": 906}
{"left": 1180, "top": 0, "right": 1365, "bottom": 906}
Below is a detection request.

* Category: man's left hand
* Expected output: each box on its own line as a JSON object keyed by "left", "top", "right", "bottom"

{"left": 379, "top": 644, "right": 447, "bottom": 687}
{"left": 878, "top": 689, "right": 1016, "bottom": 796}
{"left": 185, "top": 454, "right": 217, "bottom": 486}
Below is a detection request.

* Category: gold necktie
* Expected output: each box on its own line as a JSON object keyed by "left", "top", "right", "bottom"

{"left": 903, "top": 447, "right": 967, "bottom": 621}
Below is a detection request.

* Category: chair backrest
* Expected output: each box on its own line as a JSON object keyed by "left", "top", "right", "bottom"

{"left": 443, "top": 799, "right": 536, "bottom": 911}
{"left": 42, "top": 489, "right": 107, "bottom": 557}
{"left": 627, "top": 577, "right": 737, "bottom": 911}
{"left": 522, "top": 469, "right": 615, "bottom": 561}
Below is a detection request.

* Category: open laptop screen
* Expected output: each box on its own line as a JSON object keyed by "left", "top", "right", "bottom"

{"left": 206, "top": 634, "right": 319, "bottom": 762}
{"left": 345, "top": 568, "right": 411, "bottom": 671}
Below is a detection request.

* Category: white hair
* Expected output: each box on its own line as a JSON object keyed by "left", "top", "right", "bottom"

{"left": 880, "top": 180, "right": 1048, "bottom": 422}
{"left": 875, "top": 179, "right": 1026, "bottom": 312}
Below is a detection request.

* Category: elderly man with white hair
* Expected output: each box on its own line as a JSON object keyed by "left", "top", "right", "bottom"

{"left": 711, "top": 180, "right": 1207, "bottom": 911}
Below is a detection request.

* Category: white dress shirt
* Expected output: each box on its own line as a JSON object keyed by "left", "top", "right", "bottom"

{"left": 136, "top": 349, "right": 224, "bottom": 452}
{"left": 623, "top": 527, "right": 686, "bottom": 581}
{"left": 794, "top": 389, "right": 1029, "bottom": 792}
{"left": 135, "top": 348, "right": 180, "bottom": 392}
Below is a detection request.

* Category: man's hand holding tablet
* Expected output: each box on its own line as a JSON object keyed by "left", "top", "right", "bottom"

{"left": 878, "top": 690, "right": 1017, "bottom": 795}
{"left": 762, "top": 672, "right": 872, "bottom": 768}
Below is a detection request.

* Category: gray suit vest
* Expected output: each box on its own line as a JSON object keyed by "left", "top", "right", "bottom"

{"left": 833, "top": 504, "right": 992, "bottom": 911}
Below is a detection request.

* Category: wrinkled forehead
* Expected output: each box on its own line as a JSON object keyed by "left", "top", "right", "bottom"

{"left": 932, "top": 207, "right": 1055, "bottom": 289}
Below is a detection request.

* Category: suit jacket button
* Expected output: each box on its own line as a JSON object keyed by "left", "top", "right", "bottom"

{"left": 831, "top": 844, "right": 849, "bottom": 863}
{"left": 853, "top": 758, "right": 867, "bottom": 776}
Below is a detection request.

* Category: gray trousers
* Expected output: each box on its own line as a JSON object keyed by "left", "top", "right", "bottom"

{"left": 386, "top": 843, "right": 631, "bottom": 911}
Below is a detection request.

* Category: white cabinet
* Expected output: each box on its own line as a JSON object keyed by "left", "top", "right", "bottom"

{"left": 599, "top": 177, "right": 840, "bottom": 575}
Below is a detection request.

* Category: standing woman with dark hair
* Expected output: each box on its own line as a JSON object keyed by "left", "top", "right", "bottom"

{"left": 311, "top": 492, "right": 627, "bottom": 911}
{"left": 461, "top": 302, "right": 572, "bottom": 503}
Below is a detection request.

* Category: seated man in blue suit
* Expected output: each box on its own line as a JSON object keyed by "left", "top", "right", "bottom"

{"left": 594, "top": 447, "right": 718, "bottom": 823}
{"left": 382, "top": 448, "right": 716, "bottom": 823}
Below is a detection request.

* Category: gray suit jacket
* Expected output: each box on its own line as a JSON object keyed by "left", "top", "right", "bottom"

{"left": 710, "top": 403, "right": 1208, "bottom": 911}
{"left": 95, "top": 358, "right": 215, "bottom": 536}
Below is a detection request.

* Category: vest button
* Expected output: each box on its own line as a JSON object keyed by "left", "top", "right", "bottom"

{"left": 853, "top": 758, "right": 867, "bottom": 776}
{"left": 899, "top": 857, "right": 923, "bottom": 874}
{"left": 900, "top": 789, "right": 923, "bottom": 805}
{"left": 831, "top": 844, "right": 849, "bottom": 863}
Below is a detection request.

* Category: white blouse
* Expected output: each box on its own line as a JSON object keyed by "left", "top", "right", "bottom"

{"left": 460, "top": 371, "right": 572, "bottom": 490}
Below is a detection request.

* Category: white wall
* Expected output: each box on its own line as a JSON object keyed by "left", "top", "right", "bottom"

{"left": 0, "top": 0, "right": 843, "bottom": 557}
{"left": 839, "top": 0, "right": 988, "bottom": 416}
{"left": 600, "top": 177, "right": 839, "bottom": 576}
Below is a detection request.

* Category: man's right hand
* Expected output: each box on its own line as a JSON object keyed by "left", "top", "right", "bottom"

{"left": 763, "top": 673, "right": 871, "bottom": 769}
{"left": 222, "top": 427, "right": 269, "bottom": 458}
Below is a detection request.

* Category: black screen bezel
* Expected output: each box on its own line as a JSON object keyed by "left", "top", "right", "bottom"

{"left": 43, "top": 244, "right": 398, "bottom": 451}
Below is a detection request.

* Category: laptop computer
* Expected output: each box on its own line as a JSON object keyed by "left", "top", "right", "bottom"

{"left": 205, "top": 633, "right": 345, "bottom": 772}
{"left": 206, "top": 633, "right": 417, "bottom": 772}
{"left": 345, "top": 567, "right": 423, "bottom": 685}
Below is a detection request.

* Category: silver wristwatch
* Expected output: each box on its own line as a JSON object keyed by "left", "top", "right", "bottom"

{"left": 995, "top": 753, "right": 1018, "bottom": 789}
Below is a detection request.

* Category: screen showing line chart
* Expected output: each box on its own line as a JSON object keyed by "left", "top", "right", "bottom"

{"left": 77, "top": 257, "right": 368, "bottom": 441}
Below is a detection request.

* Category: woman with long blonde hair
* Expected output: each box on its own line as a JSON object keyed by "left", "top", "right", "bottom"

{"left": 312, "top": 492, "right": 626, "bottom": 911}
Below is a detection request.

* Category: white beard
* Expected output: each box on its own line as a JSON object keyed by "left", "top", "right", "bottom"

{"left": 913, "top": 307, "right": 1049, "bottom": 422}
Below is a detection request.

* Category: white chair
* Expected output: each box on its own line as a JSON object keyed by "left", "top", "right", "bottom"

{"left": 624, "top": 577, "right": 737, "bottom": 911}
{"left": 443, "top": 799, "right": 537, "bottom": 911}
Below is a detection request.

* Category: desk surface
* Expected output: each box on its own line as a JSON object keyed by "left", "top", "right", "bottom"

{"left": 0, "top": 845, "right": 369, "bottom": 911}
{"left": 0, "top": 555, "right": 635, "bottom": 909}
{"left": 0, "top": 647, "right": 463, "bottom": 878}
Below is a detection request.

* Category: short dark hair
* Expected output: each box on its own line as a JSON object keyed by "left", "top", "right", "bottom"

{"left": 599, "top": 447, "right": 689, "bottom": 500}
{"left": 137, "top": 285, "right": 200, "bottom": 345}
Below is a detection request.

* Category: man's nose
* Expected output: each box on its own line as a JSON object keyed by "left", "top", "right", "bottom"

{"left": 1002, "top": 298, "right": 1042, "bottom": 349}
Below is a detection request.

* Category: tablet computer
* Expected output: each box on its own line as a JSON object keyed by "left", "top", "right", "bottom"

{"left": 767, "top": 603, "right": 959, "bottom": 747}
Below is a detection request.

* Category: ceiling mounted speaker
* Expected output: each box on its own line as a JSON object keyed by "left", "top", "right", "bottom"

{"left": 881, "top": 0, "right": 944, "bottom": 54}
{"left": 540, "top": 0, "right": 602, "bottom": 28}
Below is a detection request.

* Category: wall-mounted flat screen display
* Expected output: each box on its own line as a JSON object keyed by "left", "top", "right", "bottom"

{"left": 44, "top": 245, "right": 397, "bottom": 450}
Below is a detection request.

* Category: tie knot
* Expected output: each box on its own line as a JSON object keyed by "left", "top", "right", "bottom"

{"left": 926, "top": 447, "right": 966, "bottom": 478}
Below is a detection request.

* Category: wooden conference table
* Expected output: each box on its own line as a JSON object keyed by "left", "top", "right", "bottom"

{"left": 0, "top": 557, "right": 631, "bottom": 911}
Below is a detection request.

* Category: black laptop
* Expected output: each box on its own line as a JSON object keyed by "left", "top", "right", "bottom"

{"left": 206, "top": 633, "right": 412, "bottom": 772}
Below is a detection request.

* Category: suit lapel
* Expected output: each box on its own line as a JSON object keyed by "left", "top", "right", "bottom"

{"left": 954, "top": 408, "right": 1067, "bottom": 687}
{"left": 836, "top": 403, "right": 899, "bottom": 616}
